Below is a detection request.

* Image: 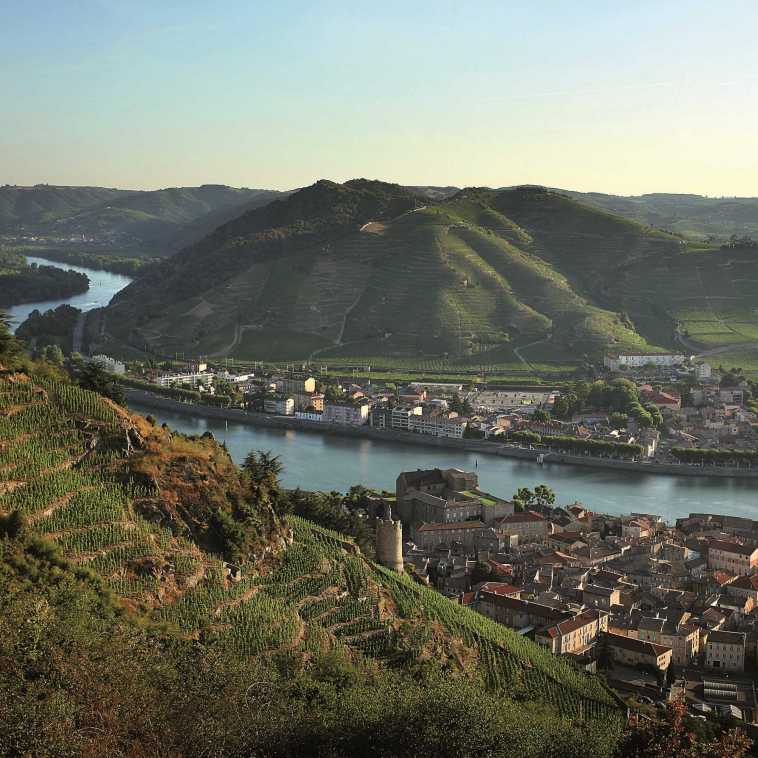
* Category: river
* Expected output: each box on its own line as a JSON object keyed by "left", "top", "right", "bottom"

{"left": 129, "top": 400, "right": 758, "bottom": 522}
{"left": 7, "top": 255, "right": 133, "bottom": 332}
{"left": 9, "top": 256, "right": 758, "bottom": 522}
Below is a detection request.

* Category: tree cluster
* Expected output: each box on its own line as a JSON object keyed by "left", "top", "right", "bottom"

{"left": 0, "top": 261, "right": 88, "bottom": 308}
{"left": 282, "top": 486, "right": 375, "bottom": 557}
{"left": 512, "top": 484, "right": 556, "bottom": 511}
{"left": 670, "top": 447, "right": 758, "bottom": 467}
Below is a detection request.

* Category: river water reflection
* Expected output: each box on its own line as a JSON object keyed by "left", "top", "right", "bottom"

{"left": 129, "top": 401, "right": 758, "bottom": 523}
{"left": 7, "top": 255, "right": 133, "bottom": 331}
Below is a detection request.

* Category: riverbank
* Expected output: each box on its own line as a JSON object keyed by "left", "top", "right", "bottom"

{"left": 124, "top": 388, "right": 758, "bottom": 480}
{"left": 8, "top": 255, "right": 134, "bottom": 333}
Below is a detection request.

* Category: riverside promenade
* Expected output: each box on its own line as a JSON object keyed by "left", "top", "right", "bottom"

{"left": 124, "top": 388, "right": 758, "bottom": 480}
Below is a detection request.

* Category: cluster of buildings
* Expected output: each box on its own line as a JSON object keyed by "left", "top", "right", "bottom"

{"left": 248, "top": 377, "right": 560, "bottom": 441}
{"left": 540, "top": 357, "right": 758, "bottom": 460}
{"left": 134, "top": 358, "right": 756, "bottom": 467}
{"left": 248, "top": 367, "right": 757, "bottom": 462}
{"left": 603, "top": 352, "right": 688, "bottom": 372}
{"left": 664, "top": 383, "right": 758, "bottom": 451}
{"left": 243, "top": 376, "right": 475, "bottom": 436}
{"left": 374, "top": 468, "right": 758, "bottom": 720}
{"left": 148, "top": 362, "right": 255, "bottom": 394}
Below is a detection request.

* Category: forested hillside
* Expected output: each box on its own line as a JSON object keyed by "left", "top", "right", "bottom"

{"left": 0, "top": 249, "right": 88, "bottom": 308}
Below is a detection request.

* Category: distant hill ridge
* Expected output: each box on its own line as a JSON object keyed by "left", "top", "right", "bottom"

{"left": 0, "top": 183, "right": 285, "bottom": 253}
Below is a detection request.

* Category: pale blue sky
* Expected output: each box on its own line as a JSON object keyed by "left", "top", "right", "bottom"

{"left": 2, "top": 0, "right": 757, "bottom": 194}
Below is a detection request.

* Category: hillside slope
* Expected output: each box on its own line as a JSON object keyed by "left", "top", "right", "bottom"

{"left": 103, "top": 180, "right": 696, "bottom": 361}
{"left": 0, "top": 184, "right": 130, "bottom": 225}
{"left": 564, "top": 190, "right": 758, "bottom": 241}
{"left": 0, "top": 368, "right": 625, "bottom": 753}
{"left": 1, "top": 183, "right": 284, "bottom": 253}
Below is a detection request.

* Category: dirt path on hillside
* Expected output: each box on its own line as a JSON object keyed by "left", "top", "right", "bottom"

{"left": 513, "top": 336, "right": 550, "bottom": 371}
{"left": 208, "top": 322, "right": 261, "bottom": 358}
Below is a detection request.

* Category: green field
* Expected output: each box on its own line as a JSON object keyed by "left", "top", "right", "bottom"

{"left": 621, "top": 247, "right": 758, "bottom": 356}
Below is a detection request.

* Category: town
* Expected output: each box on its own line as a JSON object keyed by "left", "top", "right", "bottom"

{"left": 365, "top": 465, "right": 758, "bottom": 726}
{"left": 108, "top": 349, "right": 758, "bottom": 472}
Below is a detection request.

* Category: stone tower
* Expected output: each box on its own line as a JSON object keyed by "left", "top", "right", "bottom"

{"left": 376, "top": 504, "right": 404, "bottom": 573}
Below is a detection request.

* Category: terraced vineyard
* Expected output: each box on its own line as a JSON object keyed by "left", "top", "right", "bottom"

{"left": 102, "top": 180, "right": 698, "bottom": 368}
{"left": 0, "top": 371, "right": 625, "bottom": 739}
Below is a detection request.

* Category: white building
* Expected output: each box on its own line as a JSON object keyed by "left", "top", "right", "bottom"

{"left": 638, "top": 617, "right": 700, "bottom": 667}
{"left": 217, "top": 371, "right": 255, "bottom": 383}
{"left": 695, "top": 362, "right": 712, "bottom": 380}
{"left": 157, "top": 372, "right": 213, "bottom": 388}
{"left": 408, "top": 411, "right": 468, "bottom": 439}
{"left": 719, "top": 388, "right": 744, "bottom": 405}
{"left": 323, "top": 403, "right": 369, "bottom": 426}
{"left": 391, "top": 406, "right": 423, "bottom": 430}
{"left": 536, "top": 609, "right": 609, "bottom": 655}
{"left": 263, "top": 396, "right": 295, "bottom": 415}
{"left": 89, "top": 354, "right": 126, "bottom": 375}
{"left": 604, "top": 353, "right": 687, "bottom": 371}
{"left": 705, "top": 630, "right": 746, "bottom": 672}
{"left": 707, "top": 540, "right": 758, "bottom": 576}
{"left": 295, "top": 411, "right": 322, "bottom": 422}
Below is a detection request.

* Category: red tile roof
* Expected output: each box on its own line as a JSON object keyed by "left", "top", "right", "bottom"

{"left": 713, "top": 570, "right": 736, "bottom": 586}
{"left": 541, "top": 609, "right": 604, "bottom": 639}
{"left": 499, "top": 510, "right": 546, "bottom": 524}
{"left": 709, "top": 539, "right": 758, "bottom": 557}
{"left": 479, "top": 581, "right": 520, "bottom": 597}
{"left": 642, "top": 390, "right": 681, "bottom": 406}
{"left": 487, "top": 560, "right": 513, "bottom": 576}
{"left": 607, "top": 633, "right": 671, "bottom": 658}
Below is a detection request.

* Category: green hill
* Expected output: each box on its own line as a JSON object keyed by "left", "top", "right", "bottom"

{"left": 0, "top": 183, "right": 284, "bottom": 254}
{"left": 0, "top": 359, "right": 626, "bottom": 755}
{"left": 562, "top": 191, "right": 758, "bottom": 242}
{"left": 102, "top": 180, "right": 707, "bottom": 363}
{"left": 403, "top": 186, "right": 758, "bottom": 243}
{"left": 0, "top": 184, "right": 130, "bottom": 225}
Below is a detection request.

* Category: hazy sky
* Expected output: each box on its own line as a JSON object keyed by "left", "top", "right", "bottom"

{"left": 2, "top": 0, "right": 757, "bottom": 195}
